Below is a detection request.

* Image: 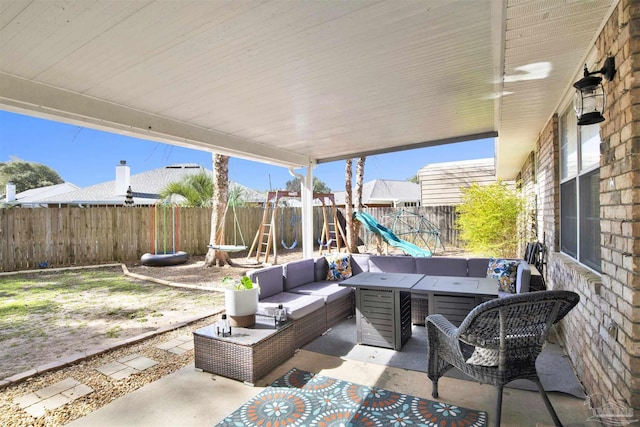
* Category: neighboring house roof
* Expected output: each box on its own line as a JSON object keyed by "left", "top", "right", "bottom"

{"left": 2, "top": 182, "right": 79, "bottom": 206}
{"left": 418, "top": 158, "right": 497, "bottom": 206}
{"left": 333, "top": 179, "right": 420, "bottom": 206}
{"left": 42, "top": 163, "right": 264, "bottom": 206}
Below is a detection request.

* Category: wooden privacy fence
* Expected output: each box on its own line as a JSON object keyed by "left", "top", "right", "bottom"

{"left": 0, "top": 205, "right": 458, "bottom": 272}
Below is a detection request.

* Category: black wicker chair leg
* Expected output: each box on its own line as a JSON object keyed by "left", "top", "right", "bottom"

{"left": 494, "top": 385, "right": 503, "bottom": 427}
{"left": 431, "top": 379, "right": 439, "bottom": 398}
{"left": 535, "top": 379, "right": 563, "bottom": 427}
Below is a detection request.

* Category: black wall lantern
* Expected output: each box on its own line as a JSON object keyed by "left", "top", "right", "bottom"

{"left": 573, "top": 56, "right": 616, "bottom": 125}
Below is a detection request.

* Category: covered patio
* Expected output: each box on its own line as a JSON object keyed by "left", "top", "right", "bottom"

{"left": 1, "top": 0, "right": 637, "bottom": 424}
{"left": 66, "top": 348, "right": 593, "bottom": 427}
{"left": 0, "top": 0, "right": 614, "bottom": 261}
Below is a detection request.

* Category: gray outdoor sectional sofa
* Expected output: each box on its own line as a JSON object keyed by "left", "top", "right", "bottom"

{"left": 247, "top": 253, "right": 531, "bottom": 349}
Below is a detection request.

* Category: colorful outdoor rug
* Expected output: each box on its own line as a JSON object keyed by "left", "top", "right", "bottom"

{"left": 215, "top": 367, "right": 487, "bottom": 427}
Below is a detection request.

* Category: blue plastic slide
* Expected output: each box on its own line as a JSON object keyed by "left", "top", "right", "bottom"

{"left": 355, "top": 211, "right": 432, "bottom": 257}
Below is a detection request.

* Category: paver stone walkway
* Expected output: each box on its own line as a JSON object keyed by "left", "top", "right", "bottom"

{"left": 13, "top": 378, "right": 93, "bottom": 418}
{"left": 96, "top": 354, "right": 158, "bottom": 380}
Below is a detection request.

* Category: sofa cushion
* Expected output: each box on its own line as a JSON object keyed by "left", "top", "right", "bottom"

{"left": 247, "top": 265, "right": 283, "bottom": 299}
{"left": 350, "top": 254, "right": 371, "bottom": 274}
{"left": 516, "top": 261, "right": 531, "bottom": 293}
{"left": 325, "top": 253, "right": 353, "bottom": 280}
{"left": 283, "top": 258, "right": 315, "bottom": 291}
{"left": 288, "top": 280, "right": 353, "bottom": 303}
{"left": 314, "top": 256, "right": 328, "bottom": 282}
{"left": 415, "top": 257, "right": 467, "bottom": 276}
{"left": 368, "top": 255, "right": 416, "bottom": 273}
{"left": 487, "top": 258, "right": 519, "bottom": 293}
{"left": 315, "top": 254, "right": 370, "bottom": 281}
{"left": 258, "top": 292, "right": 325, "bottom": 320}
{"left": 467, "top": 258, "right": 492, "bottom": 277}
{"left": 498, "top": 262, "right": 529, "bottom": 298}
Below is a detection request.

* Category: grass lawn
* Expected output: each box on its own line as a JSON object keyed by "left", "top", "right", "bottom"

{"left": 0, "top": 266, "right": 224, "bottom": 380}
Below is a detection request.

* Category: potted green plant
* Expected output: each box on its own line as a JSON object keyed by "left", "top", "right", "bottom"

{"left": 221, "top": 276, "right": 259, "bottom": 327}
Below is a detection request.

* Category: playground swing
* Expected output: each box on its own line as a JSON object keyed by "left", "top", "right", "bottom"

{"left": 281, "top": 209, "right": 298, "bottom": 250}
{"left": 315, "top": 213, "right": 322, "bottom": 245}
{"left": 316, "top": 214, "right": 331, "bottom": 248}
{"left": 316, "top": 197, "right": 345, "bottom": 254}
{"left": 141, "top": 202, "right": 189, "bottom": 266}
{"left": 247, "top": 191, "right": 344, "bottom": 264}
{"left": 207, "top": 198, "right": 247, "bottom": 252}
{"left": 316, "top": 213, "right": 335, "bottom": 249}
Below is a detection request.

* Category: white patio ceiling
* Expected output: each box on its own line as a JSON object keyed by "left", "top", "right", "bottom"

{"left": 0, "top": 0, "right": 615, "bottom": 179}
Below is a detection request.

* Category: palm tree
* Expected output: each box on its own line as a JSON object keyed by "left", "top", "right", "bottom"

{"left": 345, "top": 159, "right": 354, "bottom": 251}
{"left": 206, "top": 154, "right": 232, "bottom": 267}
{"left": 284, "top": 176, "right": 331, "bottom": 193}
{"left": 354, "top": 156, "right": 366, "bottom": 243}
{"left": 345, "top": 157, "right": 366, "bottom": 253}
{"left": 160, "top": 157, "right": 242, "bottom": 267}
{"left": 159, "top": 171, "right": 213, "bottom": 207}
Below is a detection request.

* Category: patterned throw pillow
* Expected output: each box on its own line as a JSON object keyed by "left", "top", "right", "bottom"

{"left": 466, "top": 347, "right": 499, "bottom": 366}
{"left": 325, "top": 253, "right": 352, "bottom": 281}
{"left": 487, "top": 258, "right": 519, "bottom": 293}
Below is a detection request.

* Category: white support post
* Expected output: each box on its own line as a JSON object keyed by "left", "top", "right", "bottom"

{"left": 301, "top": 165, "right": 315, "bottom": 259}
{"left": 288, "top": 164, "right": 315, "bottom": 259}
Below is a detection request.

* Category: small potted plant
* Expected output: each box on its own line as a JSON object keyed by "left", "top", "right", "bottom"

{"left": 221, "top": 275, "right": 259, "bottom": 327}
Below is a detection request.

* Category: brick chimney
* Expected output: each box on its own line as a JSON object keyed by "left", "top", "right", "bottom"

{"left": 5, "top": 182, "right": 16, "bottom": 202}
{"left": 115, "top": 160, "right": 130, "bottom": 196}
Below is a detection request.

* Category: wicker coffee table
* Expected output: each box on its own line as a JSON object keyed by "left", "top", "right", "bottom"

{"left": 193, "top": 316, "right": 295, "bottom": 385}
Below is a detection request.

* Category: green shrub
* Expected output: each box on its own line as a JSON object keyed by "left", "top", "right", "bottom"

{"left": 455, "top": 181, "right": 523, "bottom": 258}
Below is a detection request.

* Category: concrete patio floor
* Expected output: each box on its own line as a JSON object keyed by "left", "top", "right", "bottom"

{"left": 66, "top": 349, "right": 597, "bottom": 427}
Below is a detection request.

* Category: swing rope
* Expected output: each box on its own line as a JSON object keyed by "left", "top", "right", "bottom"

{"left": 208, "top": 197, "right": 247, "bottom": 252}
{"left": 317, "top": 202, "right": 334, "bottom": 249}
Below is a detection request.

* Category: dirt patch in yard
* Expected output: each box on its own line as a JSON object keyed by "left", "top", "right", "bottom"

{"left": 0, "top": 249, "right": 305, "bottom": 382}
{"left": 124, "top": 248, "right": 305, "bottom": 287}
{"left": 0, "top": 267, "right": 224, "bottom": 381}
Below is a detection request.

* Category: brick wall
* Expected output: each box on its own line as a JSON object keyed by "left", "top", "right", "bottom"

{"left": 523, "top": 0, "right": 640, "bottom": 411}
{"left": 536, "top": 115, "right": 559, "bottom": 253}
{"left": 596, "top": 0, "right": 639, "bottom": 409}
{"left": 517, "top": 151, "right": 537, "bottom": 247}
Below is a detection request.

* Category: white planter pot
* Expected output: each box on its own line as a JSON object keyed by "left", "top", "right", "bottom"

{"left": 224, "top": 287, "right": 259, "bottom": 316}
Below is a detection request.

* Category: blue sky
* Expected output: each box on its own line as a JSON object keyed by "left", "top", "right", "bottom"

{"left": 0, "top": 110, "right": 494, "bottom": 192}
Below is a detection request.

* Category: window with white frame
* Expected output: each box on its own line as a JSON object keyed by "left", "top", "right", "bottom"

{"left": 559, "top": 106, "right": 601, "bottom": 272}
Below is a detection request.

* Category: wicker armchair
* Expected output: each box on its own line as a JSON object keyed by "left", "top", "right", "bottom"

{"left": 426, "top": 290, "right": 579, "bottom": 427}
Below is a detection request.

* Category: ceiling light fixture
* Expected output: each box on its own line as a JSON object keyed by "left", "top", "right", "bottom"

{"left": 573, "top": 57, "right": 616, "bottom": 126}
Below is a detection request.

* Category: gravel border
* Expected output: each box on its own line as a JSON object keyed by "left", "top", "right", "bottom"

{"left": 0, "top": 306, "right": 221, "bottom": 391}
{"left": 0, "top": 267, "right": 229, "bottom": 427}
{"left": 0, "top": 309, "right": 225, "bottom": 427}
